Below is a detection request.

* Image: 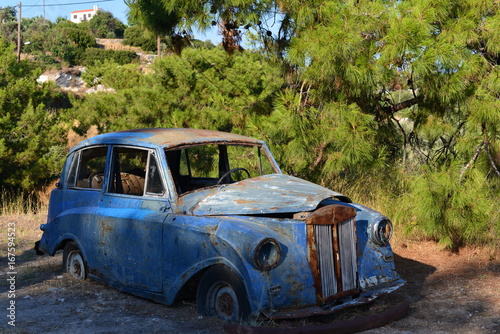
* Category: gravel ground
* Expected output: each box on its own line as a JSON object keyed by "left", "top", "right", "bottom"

{"left": 1, "top": 214, "right": 499, "bottom": 333}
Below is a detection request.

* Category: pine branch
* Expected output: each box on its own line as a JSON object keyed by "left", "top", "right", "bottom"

{"left": 485, "top": 140, "right": 500, "bottom": 176}
{"left": 459, "top": 141, "right": 485, "bottom": 181}
{"left": 384, "top": 96, "right": 421, "bottom": 114}
{"left": 377, "top": 96, "right": 421, "bottom": 121}
{"left": 298, "top": 80, "right": 306, "bottom": 113}
{"left": 391, "top": 115, "right": 408, "bottom": 166}
{"left": 312, "top": 142, "right": 326, "bottom": 168}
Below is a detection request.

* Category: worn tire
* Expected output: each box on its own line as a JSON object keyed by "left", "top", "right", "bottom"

{"left": 62, "top": 241, "right": 87, "bottom": 280}
{"left": 196, "top": 265, "right": 251, "bottom": 323}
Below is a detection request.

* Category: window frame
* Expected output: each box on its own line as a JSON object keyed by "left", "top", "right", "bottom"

{"left": 165, "top": 142, "right": 280, "bottom": 195}
{"left": 108, "top": 145, "right": 167, "bottom": 198}
{"left": 66, "top": 145, "right": 108, "bottom": 190}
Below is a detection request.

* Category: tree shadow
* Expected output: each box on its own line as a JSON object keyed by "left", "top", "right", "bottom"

{"left": 0, "top": 247, "right": 63, "bottom": 292}
{"left": 391, "top": 252, "right": 437, "bottom": 303}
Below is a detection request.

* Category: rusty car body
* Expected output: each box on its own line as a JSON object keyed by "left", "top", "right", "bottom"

{"left": 36, "top": 128, "right": 404, "bottom": 323}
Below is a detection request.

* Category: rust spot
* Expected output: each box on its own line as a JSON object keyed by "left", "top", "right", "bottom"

{"left": 100, "top": 221, "right": 114, "bottom": 238}
{"left": 306, "top": 205, "right": 356, "bottom": 225}
{"left": 306, "top": 204, "right": 358, "bottom": 304}
{"left": 234, "top": 199, "right": 264, "bottom": 205}
{"left": 306, "top": 224, "right": 322, "bottom": 301}
{"left": 293, "top": 212, "right": 311, "bottom": 220}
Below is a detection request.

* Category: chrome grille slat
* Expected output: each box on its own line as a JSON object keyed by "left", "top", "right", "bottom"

{"left": 313, "top": 217, "right": 357, "bottom": 300}
{"left": 339, "top": 218, "right": 357, "bottom": 291}
{"left": 314, "top": 225, "right": 337, "bottom": 297}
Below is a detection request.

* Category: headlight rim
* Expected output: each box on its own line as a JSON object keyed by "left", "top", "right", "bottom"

{"left": 253, "top": 238, "right": 281, "bottom": 271}
{"left": 370, "top": 216, "right": 393, "bottom": 246}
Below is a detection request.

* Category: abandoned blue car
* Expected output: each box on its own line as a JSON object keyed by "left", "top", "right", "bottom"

{"left": 36, "top": 128, "right": 404, "bottom": 323}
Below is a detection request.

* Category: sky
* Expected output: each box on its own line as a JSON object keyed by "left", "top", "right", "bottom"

{"left": 2, "top": 0, "right": 222, "bottom": 43}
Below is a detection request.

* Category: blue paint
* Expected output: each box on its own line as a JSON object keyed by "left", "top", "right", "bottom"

{"left": 37, "top": 128, "right": 404, "bottom": 321}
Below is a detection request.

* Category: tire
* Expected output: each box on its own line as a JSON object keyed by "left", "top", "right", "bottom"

{"left": 62, "top": 241, "right": 87, "bottom": 280}
{"left": 196, "top": 265, "right": 251, "bottom": 323}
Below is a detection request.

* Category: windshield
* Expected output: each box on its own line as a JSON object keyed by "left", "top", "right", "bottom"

{"left": 165, "top": 144, "right": 279, "bottom": 194}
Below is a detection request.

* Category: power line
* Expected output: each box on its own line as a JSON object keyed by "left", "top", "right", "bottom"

{"left": 27, "top": 0, "right": 114, "bottom": 7}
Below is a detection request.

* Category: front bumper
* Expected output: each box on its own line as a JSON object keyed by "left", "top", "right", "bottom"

{"left": 265, "top": 278, "right": 405, "bottom": 319}
{"left": 225, "top": 299, "right": 410, "bottom": 334}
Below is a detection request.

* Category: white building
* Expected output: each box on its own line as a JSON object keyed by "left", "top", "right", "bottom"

{"left": 70, "top": 5, "right": 99, "bottom": 23}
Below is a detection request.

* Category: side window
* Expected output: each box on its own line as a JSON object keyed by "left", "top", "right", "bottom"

{"left": 110, "top": 147, "right": 165, "bottom": 196}
{"left": 145, "top": 153, "right": 165, "bottom": 195}
{"left": 67, "top": 146, "right": 108, "bottom": 189}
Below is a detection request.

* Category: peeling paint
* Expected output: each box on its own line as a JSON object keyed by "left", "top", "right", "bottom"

{"left": 37, "top": 128, "right": 404, "bottom": 323}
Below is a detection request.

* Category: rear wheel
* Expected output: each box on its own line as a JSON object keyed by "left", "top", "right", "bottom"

{"left": 62, "top": 241, "right": 87, "bottom": 280}
{"left": 196, "top": 266, "right": 251, "bottom": 323}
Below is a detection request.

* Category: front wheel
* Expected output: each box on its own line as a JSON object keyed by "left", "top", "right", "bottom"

{"left": 62, "top": 241, "right": 87, "bottom": 280}
{"left": 196, "top": 266, "right": 251, "bottom": 323}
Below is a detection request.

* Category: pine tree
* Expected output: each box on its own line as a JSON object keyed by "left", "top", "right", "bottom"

{"left": 126, "top": 0, "right": 181, "bottom": 57}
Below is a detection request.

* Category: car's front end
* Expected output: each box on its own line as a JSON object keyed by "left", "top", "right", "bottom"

{"left": 176, "top": 173, "right": 404, "bottom": 320}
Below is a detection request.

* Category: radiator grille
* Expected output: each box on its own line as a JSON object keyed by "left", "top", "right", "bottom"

{"left": 313, "top": 217, "right": 357, "bottom": 300}
{"left": 314, "top": 225, "right": 337, "bottom": 297}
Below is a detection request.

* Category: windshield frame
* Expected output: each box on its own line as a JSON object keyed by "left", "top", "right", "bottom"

{"left": 164, "top": 141, "right": 282, "bottom": 195}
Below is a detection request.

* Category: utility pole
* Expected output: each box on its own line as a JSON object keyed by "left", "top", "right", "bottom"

{"left": 17, "top": 2, "right": 21, "bottom": 63}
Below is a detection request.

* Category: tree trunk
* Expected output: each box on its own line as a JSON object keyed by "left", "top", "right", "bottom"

{"left": 157, "top": 34, "right": 161, "bottom": 58}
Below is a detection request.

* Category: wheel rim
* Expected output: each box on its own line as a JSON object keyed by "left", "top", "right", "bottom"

{"left": 208, "top": 284, "right": 239, "bottom": 321}
{"left": 67, "top": 251, "right": 85, "bottom": 279}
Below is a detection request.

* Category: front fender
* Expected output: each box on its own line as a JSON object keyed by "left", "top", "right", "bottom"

{"left": 212, "top": 217, "right": 317, "bottom": 314}
{"left": 163, "top": 215, "right": 286, "bottom": 314}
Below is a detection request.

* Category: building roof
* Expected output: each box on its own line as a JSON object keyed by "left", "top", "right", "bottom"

{"left": 70, "top": 8, "right": 96, "bottom": 14}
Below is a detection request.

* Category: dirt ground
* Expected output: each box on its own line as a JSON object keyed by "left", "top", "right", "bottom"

{"left": 1, "top": 214, "right": 499, "bottom": 334}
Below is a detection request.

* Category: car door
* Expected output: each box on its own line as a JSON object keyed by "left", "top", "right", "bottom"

{"left": 98, "top": 146, "right": 170, "bottom": 293}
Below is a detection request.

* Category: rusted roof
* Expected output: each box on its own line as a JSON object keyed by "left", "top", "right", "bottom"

{"left": 71, "top": 128, "right": 264, "bottom": 152}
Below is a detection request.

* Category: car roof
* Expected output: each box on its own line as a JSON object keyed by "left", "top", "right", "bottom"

{"left": 70, "top": 128, "right": 265, "bottom": 152}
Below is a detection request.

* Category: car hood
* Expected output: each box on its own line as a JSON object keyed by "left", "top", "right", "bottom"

{"left": 179, "top": 174, "right": 347, "bottom": 216}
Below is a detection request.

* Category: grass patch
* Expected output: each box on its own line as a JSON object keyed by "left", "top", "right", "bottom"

{"left": 1, "top": 188, "right": 46, "bottom": 216}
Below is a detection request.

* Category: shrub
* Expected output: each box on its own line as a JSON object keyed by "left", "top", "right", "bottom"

{"left": 83, "top": 48, "right": 138, "bottom": 66}
{"left": 123, "top": 25, "right": 156, "bottom": 52}
{"left": 396, "top": 166, "right": 499, "bottom": 250}
{"left": 82, "top": 60, "right": 142, "bottom": 90}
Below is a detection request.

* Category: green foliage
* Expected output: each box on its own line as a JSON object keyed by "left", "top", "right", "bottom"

{"left": 1, "top": 1, "right": 499, "bottom": 250}
{"left": 396, "top": 167, "right": 499, "bottom": 250}
{"left": 0, "top": 6, "right": 16, "bottom": 22}
{"left": 20, "top": 18, "right": 95, "bottom": 65}
{"left": 189, "top": 39, "right": 216, "bottom": 49}
{"left": 127, "top": 0, "right": 179, "bottom": 36}
{"left": 44, "top": 28, "right": 80, "bottom": 65}
{"left": 82, "top": 60, "right": 142, "bottom": 89}
{"left": 157, "top": 0, "right": 275, "bottom": 42}
{"left": 0, "top": 35, "right": 69, "bottom": 192}
{"left": 62, "top": 27, "right": 96, "bottom": 50}
{"left": 71, "top": 47, "right": 283, "bottom": 134}
{"left": 126, "top": 0, "right": 182, "bottom": 55}
{"left": 83, "top": 48, "right": 138, "bottom": 66}
{"left": 123, "top": 25, "right": 157, "bottom": 52}
{"left": 22, "top": 17, "right": 54, "bottom": 55}
{"left": 87, "top": 10, "right": 126, "bottom": 38}
{"left": 0, "top": 6, "right": 18, "bottom": 44}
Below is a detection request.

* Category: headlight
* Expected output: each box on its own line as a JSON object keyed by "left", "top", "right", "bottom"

{"left": 254, "top": 238, "right": 281, "bottom": 271}
{"left": 370, "top": 216, "right": 393, "bottom": 246}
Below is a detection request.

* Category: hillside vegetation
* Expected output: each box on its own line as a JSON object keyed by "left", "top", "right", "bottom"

{"left": 0, "top": 0, "right": 499, "bottom": 251}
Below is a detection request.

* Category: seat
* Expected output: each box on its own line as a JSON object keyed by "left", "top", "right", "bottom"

{"left": 120, "top": 172, "right": 145, "bottom": 195}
